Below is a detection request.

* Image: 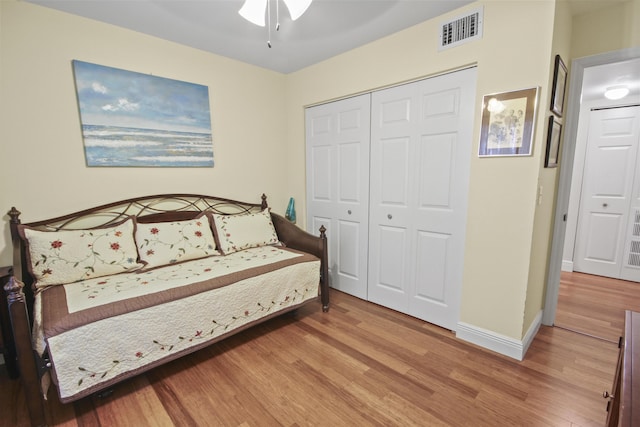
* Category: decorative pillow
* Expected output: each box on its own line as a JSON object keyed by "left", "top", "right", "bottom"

{"left": 20, "top": 217, "right": 144, "bottom": 288}
{"left": 211, "top": 209, "right": 279, "bottom": 255}
{"left": 135, "top": 213, "right": 218, "bottom": 269}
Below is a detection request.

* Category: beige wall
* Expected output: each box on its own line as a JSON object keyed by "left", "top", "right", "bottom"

{"left": 286, "top": 1, "right": 556, "bottom": 340}
{"left": 571, "top": 0, "right": 640, "bottom": 58}
{"left": 0, "top": 1, "right": 289, "bottom": 266}
{"left": 522, "top": 0, "right": 574, "bottom": 333}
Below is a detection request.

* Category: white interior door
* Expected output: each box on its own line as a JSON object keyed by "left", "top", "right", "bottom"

{"left": 368, "top": 68, "right": 477, "bottom": 330}
{"left": 305, "top": 94, "right": 371, "bottom": 299}
{"left": 574, "top": 106, "right": 640, "bottom": 280}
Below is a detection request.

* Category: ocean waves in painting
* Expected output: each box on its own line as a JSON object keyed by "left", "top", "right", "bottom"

{"left": 82, "top": 125, "right": 214, "bottom": 167}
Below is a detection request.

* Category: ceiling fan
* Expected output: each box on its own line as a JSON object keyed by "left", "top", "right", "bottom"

{"left": 239, "top": 0, "right": 313, "bottom": 47}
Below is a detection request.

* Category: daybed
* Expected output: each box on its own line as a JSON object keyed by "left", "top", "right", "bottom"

{"left": 4, "top": 194, "right": 329, "bottom": 427}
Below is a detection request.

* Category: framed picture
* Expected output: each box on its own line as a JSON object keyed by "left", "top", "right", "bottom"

{"left": 478, "top": 87, "right": 539, "bottom": 157}
{"left": 550, "top": 54, "right": 567, "bottom": 117}
{"left": 545, "top": 116, "right": 562, "bottom": 168}
{"left": 72, "top": 60, "right": 214, "bottom": 167}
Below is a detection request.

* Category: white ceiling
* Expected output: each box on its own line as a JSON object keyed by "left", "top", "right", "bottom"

{"left": 26, "top": 0, "right": 474, "bottom": 74}
{"left": 582, "top": 58, "right": 640, "bottom": 103}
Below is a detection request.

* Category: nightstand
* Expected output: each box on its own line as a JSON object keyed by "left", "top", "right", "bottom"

{"left": 0, "top": 266, "right": 19, "bottom": 378}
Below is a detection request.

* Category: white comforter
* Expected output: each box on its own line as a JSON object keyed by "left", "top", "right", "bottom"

{"left": 33, "top": 246, "right": 320, "bottom": 402}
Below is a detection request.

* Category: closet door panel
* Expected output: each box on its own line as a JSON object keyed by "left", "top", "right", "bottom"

{"left": 369, "top": 83, "right": 416, "bottom": 309}
{"left": 414, "top": 231, "right": 449, "bottom": 303}
{"left": 338, "top": 142, "right": 361, "bottom": 202}
{"left": 407, "top": 69, "right": 476, "bottom": 330}
{"left": 337, "top": 219, "right": 362, "bottom": 279}
{"left": 380, "top": 137, "right": 410, "bottom": 206}
{"left": 374, "top": 225, "right": 408, "bottom": 297}
{"left": 369, "top": 68, "right": 477, "bottom": 331}
{"left": 309, "top": 145, "right": 332, "bottom": 201}
{"left": 305, "top": 94, "right": 371, "bottom": 300}
{"left": 418, "top": 133, "right": 455, "bottom": 208}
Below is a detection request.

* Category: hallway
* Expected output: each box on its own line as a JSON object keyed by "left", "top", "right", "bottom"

{"left": 555, "top": 270, "right": 640, "bottom": 342}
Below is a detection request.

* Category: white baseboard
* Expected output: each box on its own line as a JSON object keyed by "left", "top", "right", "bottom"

{"left": 456, "top": 310, "right": 543, "bottom": 361}
{"left": 561, "top": 260, "right": 574, "bottom": 272}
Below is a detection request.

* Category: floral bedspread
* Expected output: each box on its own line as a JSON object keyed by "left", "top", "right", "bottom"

{"left": 33, "top": 247, "right": 320, "bottom": 402}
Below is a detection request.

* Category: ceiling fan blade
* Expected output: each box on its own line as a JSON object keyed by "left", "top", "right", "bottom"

{"left": 282, "top": 0, "right": 312, "bottom": 21}
{"left": 239, "top": 0, "right": 268, "bottom": 27}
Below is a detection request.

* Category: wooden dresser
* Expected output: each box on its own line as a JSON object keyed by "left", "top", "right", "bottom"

{"left": 606, "top": 310, "right": 640, "bottom": 426}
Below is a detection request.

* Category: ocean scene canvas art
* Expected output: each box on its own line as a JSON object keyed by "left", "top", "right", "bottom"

{"left": 72, "top": 60, "right": 214, "bottom": 167}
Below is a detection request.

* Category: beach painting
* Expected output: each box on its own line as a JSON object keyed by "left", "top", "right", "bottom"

{"left": 72, "top": 60, "right": 214, "bottom": 167}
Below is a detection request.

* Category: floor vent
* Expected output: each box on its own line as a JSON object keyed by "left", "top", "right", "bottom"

{"left": 439, "top": 7, "right": 483, "bottom": 51}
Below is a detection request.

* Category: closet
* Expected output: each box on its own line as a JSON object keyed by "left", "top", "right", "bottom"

{"left": 305, "top": 67, "right": 477, "bottom": 330}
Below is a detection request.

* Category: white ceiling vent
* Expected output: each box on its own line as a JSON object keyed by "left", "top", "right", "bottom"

{"left": 439, "top": 7, "right": 483, "bottom": 51}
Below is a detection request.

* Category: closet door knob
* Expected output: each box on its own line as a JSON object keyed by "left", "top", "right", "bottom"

{"left": 347, "top": 210, "right": 352, "bottom": 215}
{"left": 603, "top": 203, "right": 608, "bottom": 208}
{"left": 387, "top": 214, "right": 393, "bottom": 220}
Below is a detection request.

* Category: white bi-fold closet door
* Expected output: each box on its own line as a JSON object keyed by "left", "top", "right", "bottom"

{"left": 305, "top": 67, "right": 477, "bottom": 331}
{"left": 305, "top": 94, "right": 371, "bottom": 300}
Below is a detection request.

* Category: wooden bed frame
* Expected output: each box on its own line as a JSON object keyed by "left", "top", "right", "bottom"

{"left": 4, "top": 194, "right": 329, "bottom": 427}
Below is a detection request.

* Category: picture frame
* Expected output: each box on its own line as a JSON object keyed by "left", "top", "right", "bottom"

{"left": 550, "top": 54, "right": 567, "bottom": 117}
{"left": 72, "top": 60, "right": 214, "bottom": 167}
{"left": 545, "top": 116, "right": 562, "bottom": 168}
{"left": 478, "top": 87, "right": 539, "bottom": 157}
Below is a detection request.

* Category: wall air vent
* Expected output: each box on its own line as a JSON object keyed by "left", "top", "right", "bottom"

{"left": 439, "top": 7, "right": 483, "bottom": 51}
{"left": 627, "top": 209, "right": 640, "bottom": 267}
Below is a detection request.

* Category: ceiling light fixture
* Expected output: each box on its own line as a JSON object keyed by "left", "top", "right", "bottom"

{"left": 239, "top": 0, "right": 312, "bottom": 47}
{"left": 604, "top": 85, "right": 630, "bottom": 100}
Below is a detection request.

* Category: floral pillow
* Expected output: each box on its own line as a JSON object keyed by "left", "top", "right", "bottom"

{"left": 20, "top": 217, "right": 144, "bottom": 288}
{"left": 135, "top": 213, "right": 218, "bottom": 270}
{"left": 211, "top": 209, "right": 279, "bottom": 255}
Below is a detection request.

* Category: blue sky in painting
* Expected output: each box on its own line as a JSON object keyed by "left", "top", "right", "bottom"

{"left": 72, "top": 60, "right": 212, "bottom": 133}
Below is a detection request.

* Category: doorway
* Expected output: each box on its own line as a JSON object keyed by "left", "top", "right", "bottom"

{"left": 572, "top": 105, "right": 640, "bottom": 281}
{"left": 544, "top": 48, "right": 640, "bottom": 334}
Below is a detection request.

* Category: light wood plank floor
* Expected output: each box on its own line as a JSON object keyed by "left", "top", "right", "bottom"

{"left": 1, "top": 289, "right": 619, "bottom": 426}
{"left": 556, "top": 270, "right": 640, "bottom": 342}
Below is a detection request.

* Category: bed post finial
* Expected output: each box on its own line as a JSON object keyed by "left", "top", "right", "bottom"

{"left": 261, "top": 194, "right": 268, "bottom": 210}
{"left": 318, "top": 225, "right": 329, "bottom": 312}
{"left": 8, "top": 206, "right": 21, "bottom": 224}
{"left": 4, "top": 275, "right": 25, "bottom": 304}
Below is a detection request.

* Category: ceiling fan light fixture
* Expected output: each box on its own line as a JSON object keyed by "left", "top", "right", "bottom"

{"left": 604, "top": 85, "right": 630, "bottom": 100}
{"left": 239, "top": 0, "right": 268, "bottom": 27}
{"left": 283, "top": 0, "right": 313, "bottom": 21}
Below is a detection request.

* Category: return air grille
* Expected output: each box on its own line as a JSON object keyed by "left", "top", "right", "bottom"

{"left": 627, "top": 209, "right": 640, "bottom": 267}
{"left": 439, "top": 7, "right": 483, "bottom": 51}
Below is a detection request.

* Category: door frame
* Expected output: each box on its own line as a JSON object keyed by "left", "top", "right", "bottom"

{"left": 543, "top": 47, "right": 640, "bottom": 326}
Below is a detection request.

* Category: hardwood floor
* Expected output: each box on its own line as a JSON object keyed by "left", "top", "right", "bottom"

{"left": 556, "top": 270, "right": 640, "bottom": 342}
{"left": 1, "top": 289, "right": 619, "bottom": 426}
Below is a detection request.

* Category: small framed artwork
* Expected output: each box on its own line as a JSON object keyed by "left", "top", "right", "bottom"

{"left": 550, "top": 54, "right": 567, "bottom": 117}
{"left": 545, "top": 116, "right": 562, "bottom": 168}
{"left": 478, "top": 87, "right": 539, "bottom": 157}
